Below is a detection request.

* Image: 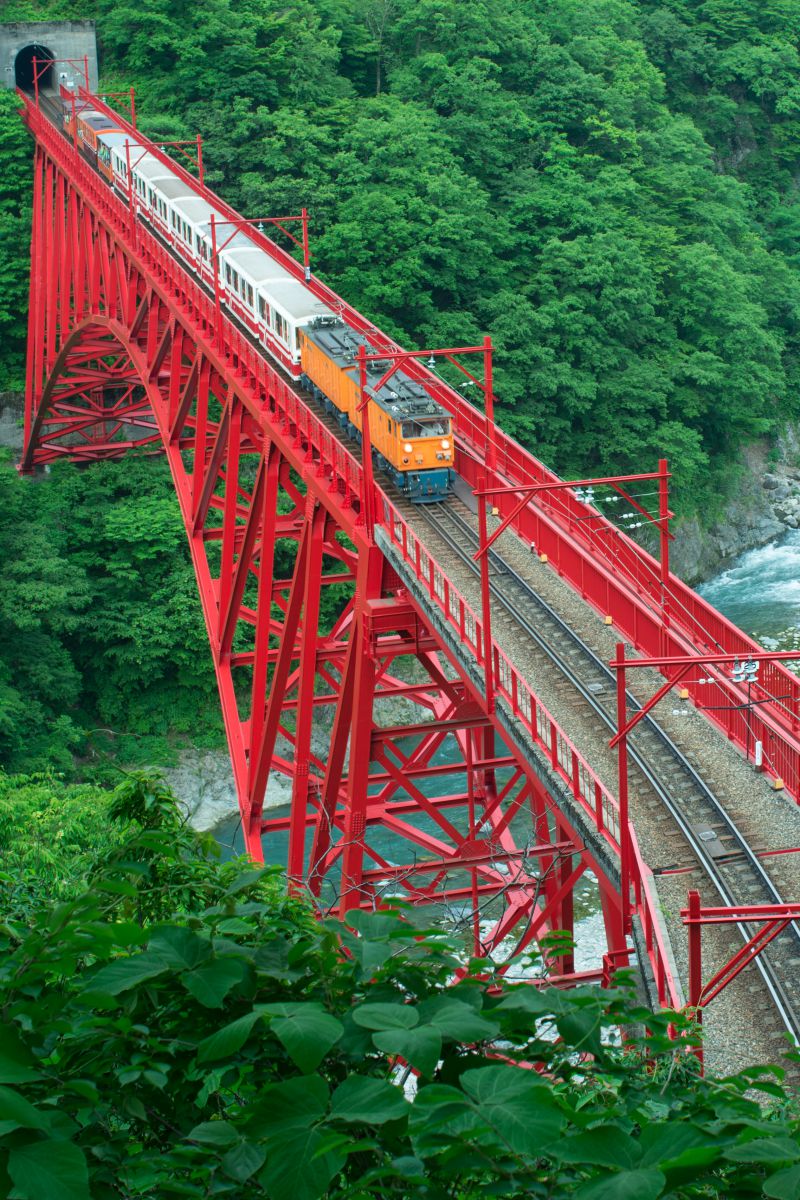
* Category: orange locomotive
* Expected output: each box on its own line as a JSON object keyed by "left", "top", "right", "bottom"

{"left": 65, "top": 102, "right": 122, "bottom": 169}
{"left": 299, "top": 317, "right": 453, "bottom": 502}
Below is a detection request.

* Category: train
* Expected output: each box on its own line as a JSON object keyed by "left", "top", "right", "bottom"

{"left": 58, "top": 92, "right": 454, "bottom": 502}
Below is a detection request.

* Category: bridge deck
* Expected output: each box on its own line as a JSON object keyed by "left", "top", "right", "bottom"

{"left": 385, "top": 490, "right": 800, "bottom": 1077}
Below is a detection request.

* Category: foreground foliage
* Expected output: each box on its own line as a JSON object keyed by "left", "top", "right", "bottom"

{"left": 2, "top": 773, "right": 800, "bottom": 1198}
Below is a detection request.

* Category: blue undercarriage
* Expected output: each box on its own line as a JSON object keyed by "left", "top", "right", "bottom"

{"left": 306, "top": 380, "right": 454, "bottom": 503}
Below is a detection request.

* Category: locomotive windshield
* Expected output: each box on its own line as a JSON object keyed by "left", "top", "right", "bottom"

{"left": 401, "top": 417, "right": 450, "bottom": 438}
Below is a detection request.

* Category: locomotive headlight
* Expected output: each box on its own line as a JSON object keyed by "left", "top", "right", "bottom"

{"left": 441, "top": 439, "right": 450, "bottom": 450}
{"left": 403, "top": 442, "right": 413, "bottom": 453}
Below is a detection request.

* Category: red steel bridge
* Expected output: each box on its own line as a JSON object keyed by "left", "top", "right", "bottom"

{"left": 18, "top": 80, "right": 800, "bottom": 1031}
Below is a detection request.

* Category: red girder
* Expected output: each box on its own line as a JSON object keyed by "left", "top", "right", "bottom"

{"left": 18, "top": 92, "right": 687, "bottom": 989}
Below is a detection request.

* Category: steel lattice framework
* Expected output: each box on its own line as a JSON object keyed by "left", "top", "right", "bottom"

{"left": 20, "top": 88, "right": 719, "bottom": 1003}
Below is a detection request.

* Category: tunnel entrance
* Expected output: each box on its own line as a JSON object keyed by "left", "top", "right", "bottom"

{"left": 15, "top": 44, "right": 54, "bottom": 92}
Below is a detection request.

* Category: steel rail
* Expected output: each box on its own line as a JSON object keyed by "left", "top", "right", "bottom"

{"left": 416, "top": 496, "right": 800, "bottom": 1042}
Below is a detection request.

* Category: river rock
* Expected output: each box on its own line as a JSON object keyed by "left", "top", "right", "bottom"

{"left": 763, "top": 473, "right": 781, "bottom": 489}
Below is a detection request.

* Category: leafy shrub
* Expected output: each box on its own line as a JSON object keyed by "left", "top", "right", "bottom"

{"left": 1, "top": 775, "right": 799, "bottom": 1198}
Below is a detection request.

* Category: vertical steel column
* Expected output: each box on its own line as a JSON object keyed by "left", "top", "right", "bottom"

{"left": 217, "top": 398, "right": 243, "bottom": 631}
{"left": 477, "top": 476, "right": 495, "bottom": 714}
{"left": 44, "top": 165, "right": 58, "bottom": 369}
{"left": 301, "top": 207, "right": 310, "bottom": 281}
{"left": 616, "top": 641, "right": 631, "bottom": 935}
{"left": 288, "top": 500, "right": 326, "bottom": 884}
{"left": 307, "top": 619, "right": 363, "bottom": 897}
{"left": 23, "top": 148, "right": 45, "bottom": 462}
{"left": 659, "top": 458, "right": 670, "bottom": 621}
{"left": 483, "top": 336, "right": 495, "bottom": 473}
{"left": 209, "top": 215, "right": 223, "bottom": 349}
{"left": 357, "top": 344, "right": 376, "bottom": 541}
{"left": 686, "top": 888, "right": 704, "bottom": 1065}
{"left": 555, "top": 817, "right": 575, "bottom": 975}
{"left": 338, "top": 611, "right": 377, "bottom": 915}
{"left": 247, "top": 443, "right": 280, "bottom": 776}
{"left": 247, "top": 524, "right": 310, "bottom": 857}
{"left": 338, "top": 547, "right": 383, "bottom": 914}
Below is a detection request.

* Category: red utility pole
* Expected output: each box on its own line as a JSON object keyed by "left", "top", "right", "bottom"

{"left": 476, "top": 476, "right": 495, "bottom": 713}
{"left": 357, "top": 343, "right": 377, "bottom": 541}
{"left": 615, "top": 643, "right": 632, "bottom": 932}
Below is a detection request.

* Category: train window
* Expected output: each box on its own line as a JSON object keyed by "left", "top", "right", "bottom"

{"left": 258, "top": 296, "right": 267, "bottom": 321}
{"left": 225, "top": 264, "right": 232, "bottom": 285}
{"left": 388, "top": 420, "right": 394, "bottom": 433}
{"left": 401, "top": 419, "right": 448, "bottom": 438}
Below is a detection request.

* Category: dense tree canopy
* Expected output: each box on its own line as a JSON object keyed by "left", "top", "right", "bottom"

{"left": 4, "top": 0, "right": 800, "bottom": 503}
{"left": 0, "top": 454, "right": 220, "bottom": 774}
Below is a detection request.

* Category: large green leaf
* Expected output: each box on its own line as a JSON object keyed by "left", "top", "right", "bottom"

{"left": 331, "top": 1076, "right": 408, "bottom": 1125}
{"left": 248, "top": 1075, "right": 329, "bottom": 1138}
{"left": 727, "top": 1138, "right": 800, "bottom": 1165}
{"left": 222, "top": 1140, "right": 266, "bottom": 1182}
{"left": 182, "top": 958, "right": 248, "bottom": 1009}
{"left": 422, "top": 998, "right": 499, "bottom": 1042}
{"left": 262, "top": 1004, "right": 343, "bottom": 1073}
{"left": 196, "top": 1009, "right": 263, "bottom": 1063}
{"left": 555, "top": 1127, "right": 640, "bottom": 1169}
{"left": 460, "top": 1066, "right": 563, "bottom": 1155}
{"left": 765, "top": 1165, "right": 800, "bottom": 1199}
{"left": 148, "top": 925, "right": 211, "bottom": 970}
{"left": 574, "top": 1168, "right": 666, "bottom": 1200}
{"left": 259, "top": 1126, "right": 345, "bottom": 1200}
{"left": 8, "top": 1139, "right": 90, "bottom": 1200}
{"left": 372, "top": 1025, "right": 442, "bottom": 1078}
{"left": 638, "top": 1123, "right": 717, "bottom": 1169}
{"left": 352, "top": 1002, "right": 419, "bottom": 1031}
{"left": 0, "top": 1085, "right": 50, "bottom": 1133}
{"left": 186, "top": 1120, "right": 240, "bottom": 1147}
{"left": 83, "top": 951, "right": 170, "bottom": 996}
{"left": 0, "top": 1026, "right": 38, "bottom": 1084}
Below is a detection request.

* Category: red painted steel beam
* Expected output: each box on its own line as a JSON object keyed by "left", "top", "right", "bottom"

{"left": 18, "top": 91, "right": 671, "bottom": 980}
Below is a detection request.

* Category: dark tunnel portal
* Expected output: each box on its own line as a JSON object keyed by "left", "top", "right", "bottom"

{"left": 15, "top": 44, "right": 55, "bottom": 92}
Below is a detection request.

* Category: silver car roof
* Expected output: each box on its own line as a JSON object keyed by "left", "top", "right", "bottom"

{"left": 170, "top": 194, "right": 227, "bottom": 229}
{"left": 267, "top": 279, "right": 333, "bottom": 323}
{"left": 97, "top": 130, "right": 133, "bottom": 150}
{"left": 154, "top": 177, "right": 197, "bottom": 201}
{"left": 223, "top": 245, "right": 295, "bottom": 285}
{"left": 135, "top": 157, "right": 180, "bottom": 182}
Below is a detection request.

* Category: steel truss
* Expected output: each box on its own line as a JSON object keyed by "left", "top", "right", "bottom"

{"left": 18, "top": 101, "right": 637, "bottom": 969}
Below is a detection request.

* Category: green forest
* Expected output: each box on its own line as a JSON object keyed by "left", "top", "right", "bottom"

{"left": 7, "top": 5, "right": 800, "bottom": 1192}
{"left": 6, "top": 0, "right": 800, "bottom": 498}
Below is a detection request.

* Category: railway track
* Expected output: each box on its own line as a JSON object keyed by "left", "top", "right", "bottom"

{"left": 401, "top": 492, "right": 800, "bottom": 1044}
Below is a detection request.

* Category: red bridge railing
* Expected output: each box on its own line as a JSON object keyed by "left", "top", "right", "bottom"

{"left": 380, "top": 496, "right": 681, "bottom": 1008}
